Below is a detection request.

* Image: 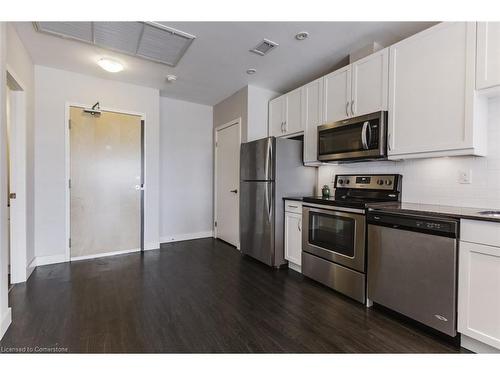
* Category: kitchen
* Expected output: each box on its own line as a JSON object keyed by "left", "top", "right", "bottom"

{"left": 236, "top": 21, "right": 500, "bottom": 354}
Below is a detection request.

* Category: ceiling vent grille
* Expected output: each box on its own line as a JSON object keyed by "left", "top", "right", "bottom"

{"left": 250, "top": 39, "right": 279, "bottom": 56}
{"left": 33, "top": 22, "right": 196, "bottom": 67}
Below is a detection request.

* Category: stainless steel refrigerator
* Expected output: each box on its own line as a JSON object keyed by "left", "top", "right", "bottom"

{"left": 240, "top": 137, "right": 316, "bottom": 267}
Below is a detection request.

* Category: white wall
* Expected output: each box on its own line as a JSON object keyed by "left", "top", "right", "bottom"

{"left": 34, "top": 65, "right": 160, "bottom": 262}
{"left": 6, "top": 24, "right": 36, "bottom": 276}
{"left": 0, "top": 22, "right": 12, "bottom": 340}
{"left": 159, "top": 97, "right": 213, "bottom": 242}
{"left": 318, "top": 97, "right": 500, "bottom": 209}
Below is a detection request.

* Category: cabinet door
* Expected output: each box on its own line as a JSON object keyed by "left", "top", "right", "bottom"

{"left": 477, "top": 22, "right": 500, "bottom": 90}
{"left": 458, "top": 241, "right": 500, "bottom": 350}
{"left": 351, "top": 48, "right": 389, "bottom": 116}
{"left": 303, "top": 79, "right": 324, "bottom": 164}
{"left": 269, "top": 96, "right": 285, "bottom": 137}
{"left": 284, "top": 88, "right": 303, "bottom": 135}
{"left": 284, "top": 212, "right": 302, "bottom": 266}
{"left": 323, "top": 66, "right": 351, "bottom": 123}
{"left": 388, "top": 22, "right": 476, "bottom": 157}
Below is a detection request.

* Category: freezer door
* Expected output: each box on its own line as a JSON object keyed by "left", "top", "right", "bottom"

{"left": 240, "top": 181, "right": 275, "bottom": 266}
{"left": 240, "top": 137, "right": 275, "bottom": 181}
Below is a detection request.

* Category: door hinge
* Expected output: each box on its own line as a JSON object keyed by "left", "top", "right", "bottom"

{"left": 68, "top": 179, "right": 72, "bottom": 189}
{"left": 69, "top": 238, "right": 71, "bottom": 248}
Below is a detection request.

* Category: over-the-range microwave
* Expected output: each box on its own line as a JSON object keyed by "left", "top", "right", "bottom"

{"left": 317, "top": 111, "right": 387, "bottom": 162}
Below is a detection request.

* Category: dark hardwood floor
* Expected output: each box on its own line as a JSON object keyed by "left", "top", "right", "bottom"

{"left": 1, "top": 238, "right": 463, "bottom": 353}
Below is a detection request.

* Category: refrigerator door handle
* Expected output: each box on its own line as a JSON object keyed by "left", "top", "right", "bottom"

{"left": 266, "top": 182, "right": 272, "bottom": 221}
{"left": 264, "top": 137, "right": 272, "bottom": 181}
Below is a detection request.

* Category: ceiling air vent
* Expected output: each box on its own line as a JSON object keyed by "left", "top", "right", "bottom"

{"left": 33, "top": 22, "right": 196, "bottom": 67}
{"left": 250, "top": 39, "right": 279, "bottom": 56}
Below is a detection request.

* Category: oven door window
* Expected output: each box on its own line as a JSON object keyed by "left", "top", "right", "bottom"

{"left": 308, "top": 212, "right": 355, "bottom": 257}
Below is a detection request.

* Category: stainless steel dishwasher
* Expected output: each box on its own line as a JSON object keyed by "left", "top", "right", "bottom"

{"left": 367, "top": 211, "right": 459, "bottom": 337}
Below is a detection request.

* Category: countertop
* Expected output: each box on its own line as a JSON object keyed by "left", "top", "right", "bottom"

{"left": 283, "top": 197, "right": 304, "bottom": 202}
{"left": 367, "top": 202, "right": 500, "bottom": 223}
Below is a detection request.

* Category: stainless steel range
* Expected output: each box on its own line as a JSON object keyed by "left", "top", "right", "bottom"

{"left": 301, "top": 174, "right": 402, "bottom": 303}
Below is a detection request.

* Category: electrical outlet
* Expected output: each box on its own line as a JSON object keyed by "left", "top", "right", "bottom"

{"left": 458, "top": 169, "right": 472, "bottom": 184}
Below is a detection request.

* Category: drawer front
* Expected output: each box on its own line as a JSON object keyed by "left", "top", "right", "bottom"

{"left": 461, "top": 219, "right": 500, "bottom": 248}
{"left": 284, "top": 200, "right": 302, "bottom": 214}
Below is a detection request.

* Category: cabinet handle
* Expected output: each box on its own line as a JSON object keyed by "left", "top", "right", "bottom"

{"left": 284, "top": 120, "right": 287, "bottom": 132}
{"left": 345, "top": 102, "right": 349, "bottom": 117}
{"left": 287, "top": 205, "right": 298, "bottom": 209}
{"left": 281, "top": 122, "right": 284, "bottom": 133}
{"left": 351, "top": 100, "right": 355, "bottom": 116}
{"left": 298, "top": 219, "right": 302, "bottom": 232}
{"left": 388, "top": 133, "right": 392, "bottom": 151}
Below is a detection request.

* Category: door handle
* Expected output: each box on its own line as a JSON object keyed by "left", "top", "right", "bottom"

{"left": 361, "top": 121, "right": 370, "bottom": 150}
{"left": 230, "top": 189, "right": 238, "bottom": 193}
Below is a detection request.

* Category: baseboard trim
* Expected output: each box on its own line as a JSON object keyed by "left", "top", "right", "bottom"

{"left": 1, "top": 308, "right": 12, "bottom": 340}
{"left": 288, "top": 262, "right": 302, "bottom": 273}
{"left": 461, "top": 334, "right": 500, "bottom": 353}
{"left": 143, "top": 242, "right": 160, "bottom": 251}
{"left": 71, "top": 248, "right": 141, "bottom": 262}
{"left": 26, "top": 257, "right": 36, "bottom": 279}
{"left": 35, "top": 254, "right": 68, "bottom": 267}
{"left": 160, "top": 231, "right": 214, "bottom": 244}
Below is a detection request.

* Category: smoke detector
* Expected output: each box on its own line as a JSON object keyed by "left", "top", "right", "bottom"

{"left": 166, "top": 74, "right": 177, "bottom": 83}
{"left": 250, "top": 39, "right": 279, "bottom": 56}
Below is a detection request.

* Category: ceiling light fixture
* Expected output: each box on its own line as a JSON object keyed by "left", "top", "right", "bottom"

{"left": 295, "top": 31, "right": 309, "bottom": 41}
{"left": 246, "top": 68, "right": 257, "bottom": 75}
{"left": 97, "top": 58, "right": 124, "bottom": 73}
{"left": 166, "top": 74, "right": 177, "bottom": 83}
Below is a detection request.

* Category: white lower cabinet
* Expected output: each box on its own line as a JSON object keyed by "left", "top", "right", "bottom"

{"left": 458, "top": 220, "right": 500, "bottom": 353}
{"left": 284, "top": 201, "right": 302, "bottom": 272}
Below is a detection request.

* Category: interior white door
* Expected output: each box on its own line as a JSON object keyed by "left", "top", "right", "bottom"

{"left": 323, "top": 66, "right": 352, "bottom": 123}
{"left": 70, "top": 107, "right": 142, "bottom": 259}
{"left": 216, "top": 122, "right": 240, "bottom": 247}
{"left": 351, "top": 48, "right": 389, "bottom": 116}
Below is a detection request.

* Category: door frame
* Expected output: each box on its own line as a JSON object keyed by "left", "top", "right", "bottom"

{"left": 65, "top": 102, "right": 146, "bottom": 261}
{"left": 214, "top": 118, "right": 241, "bottom": 249}
{"left": 5, "top": 65, "right": 29, "bottom": 284}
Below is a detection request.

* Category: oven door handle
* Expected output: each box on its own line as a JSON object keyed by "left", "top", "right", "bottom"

{"left": 361, "top": 121, "right": 370, "bottom": 150}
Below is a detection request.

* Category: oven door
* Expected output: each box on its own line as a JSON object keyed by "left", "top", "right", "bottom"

{"left": 302, "top": 206, "right": 366, "bottom": 272}
{"left": 317, "top": 111, "right": 386, "bottom": 162}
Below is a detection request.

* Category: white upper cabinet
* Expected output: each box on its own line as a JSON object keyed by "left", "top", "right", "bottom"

{"left": 476, "top": 22, "right": 500, "bottom": 90}
{"left": 387, "top": 22, "right": 486, "bottom": 159}
{"left": 303, "top": 78, "right": 324, "bottom": 165}
{"left": 269, "top": 88, "right": 303, "bottom": 137}
{"left": 323, "top": 66, "right": 351, "bottom": 123}
{"left": 284, "top": 88, "right": 303, "bottom": 135}
{"left": 269, "top": 95, "right": 285, "bottom": 137}
{"left": 351, "top": 48, "right": 389, "bottom": 116}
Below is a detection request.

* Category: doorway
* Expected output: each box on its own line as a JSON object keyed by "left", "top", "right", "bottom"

{"left": 5, "top": 70, "right": 28, "bottom": 285}
{"left": 214, "top": 119, "right": 241, "bottom": 248}
{"left": 69, "top": 106, "right": 144, "bottom": 260}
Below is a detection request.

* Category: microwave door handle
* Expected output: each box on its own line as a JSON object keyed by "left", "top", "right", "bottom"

{"left": 361, "top": 121, "right": 369, "bottom": 150}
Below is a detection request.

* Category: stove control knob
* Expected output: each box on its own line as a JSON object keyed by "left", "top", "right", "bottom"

{"left": 377, "top": 179, "right": 384, "bottom": 186}
{"left": 385, "top": 179, "right": 392, "bottom": 185}
{"left": 338, "top": 179, "right": 344, "bottom": 185}
{"left": 345, "top": 179, "right": 350, "bottom": 184}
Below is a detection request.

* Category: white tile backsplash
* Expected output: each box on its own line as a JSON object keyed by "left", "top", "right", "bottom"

{"left": 317, "top": 97, "right": 500, "bottom": 209}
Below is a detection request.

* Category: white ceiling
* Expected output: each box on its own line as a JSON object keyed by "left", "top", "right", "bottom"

{"left": 14, "top": 21, "right": 436, "bottom": 105}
